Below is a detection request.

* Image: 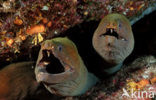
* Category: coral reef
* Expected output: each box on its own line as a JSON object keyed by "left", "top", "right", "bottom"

{"left": 0, "top": 0, "right": 156, "bottom": 65}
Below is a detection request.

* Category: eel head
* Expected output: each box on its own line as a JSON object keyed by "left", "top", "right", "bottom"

{"left": 35, "top": 37, "right": 80, "bottom": 84}
{"left": 93, "top": 13, "right": 134, "bottom": 65}
{"left": 35, "top": 37, "right": 98, "bottom": 96}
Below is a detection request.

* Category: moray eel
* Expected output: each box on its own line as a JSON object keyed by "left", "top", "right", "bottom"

{"left": 92, "top": 13, "right": 134, "bottom": 74}
{"left": 0, "top": 62, "right": 47, "bottom": 100}
{"left": 35, "top": 37, "right": 98, "bottom": 96}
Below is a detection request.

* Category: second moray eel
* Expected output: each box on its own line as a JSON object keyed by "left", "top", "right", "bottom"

{"left": 35, "top": 37, "right": 98, "bottom": 96}
{"left": 0, "top": 62, "right": 55, "bottom": 100}
{"left": 93, "top": 13, "right": 134, "bottom": 74}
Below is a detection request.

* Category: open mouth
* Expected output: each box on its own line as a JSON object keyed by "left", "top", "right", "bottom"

{"left": 100, "top": 28, "right": 119, "bottom": 39}
{"left": 39, "top": 49, "right": 65, "bottom": 74}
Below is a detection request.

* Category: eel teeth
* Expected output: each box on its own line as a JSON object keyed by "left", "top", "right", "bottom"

{"left": 44, "top": 61, "right": 49, "bottom": 65}
{"left": 47, "top": 51, "right": 50, "bottom": 57}
{"left": 121, "top": 38, "right": 126, "bottom": 41}
{"left": 110, "top": 29, "right": 113, "bottom": 33}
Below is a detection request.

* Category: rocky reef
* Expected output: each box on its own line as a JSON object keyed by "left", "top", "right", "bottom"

{"left": 0, "top": 0, "right": 156, "bottom": 100}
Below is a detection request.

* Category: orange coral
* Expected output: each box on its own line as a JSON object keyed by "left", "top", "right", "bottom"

{"left": 47, "top": 21, "right": 52, "bottom": 27}
{"left": 127, "top": 79, "right": 150, "bottom": 91}
{"left": 0, "top": 22, "right": 2, "bottom": 27}
{"left": 6, "top": 38, "right": 14, "bottom": 47}
{"left": 19, "top": 35, "right": 26, "bottom": 41}
{"left": 42, "top": 18, "right": 48, "bottom": 24}
{"left": 26, "top": 24, "right": 46, "bottom": 35}
{"left": 137, "top": 79, "right": 149, "bottom": 89}
{"left": 14, "top": 18, "right": 23, "bottom": 25}
{"left": 150, "top": 77, "right": 156, "bottom": 84}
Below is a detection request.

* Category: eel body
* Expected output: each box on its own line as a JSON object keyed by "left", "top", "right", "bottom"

{"left": 0, "top": 62, "right": 42, "bottom": 100}
{"left": 35, "top": 37, "right": 98, "bottom": 96}
{"left": 92, "top": 13, "right": 134, "bottom": 73}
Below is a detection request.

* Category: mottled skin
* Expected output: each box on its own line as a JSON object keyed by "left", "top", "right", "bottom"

{"left": 35, "top": 37, "right": 98, "bottom": 96}
{"left": 0, "top": 62, "right": 53, "bottom": 100}
{"left": 92, "top": 13, "right": 134, "bottom": 73}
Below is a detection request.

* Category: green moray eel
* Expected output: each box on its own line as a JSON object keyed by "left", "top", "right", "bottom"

{"left": 35, "top": 37, "right": 98, "bottom": 96}
{"left": 92, "top": 13, "right": 134, "bottom": 74}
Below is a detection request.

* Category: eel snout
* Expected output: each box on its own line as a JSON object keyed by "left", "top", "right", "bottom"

{"left": 100, "top": 28, "right": 119, "bottom": 39}
{"left": 100, "top": 25, "right": 127, "bottom": 42}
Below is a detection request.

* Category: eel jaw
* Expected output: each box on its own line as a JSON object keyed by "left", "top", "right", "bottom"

{"left": 37, "top": 49, "right": 73, "bottom": 75}
{"left": 100, "top": 28, "right": 127, "bottom": 41}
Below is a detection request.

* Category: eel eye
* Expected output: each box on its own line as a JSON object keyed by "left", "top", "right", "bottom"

{"left": 119, "top": 23, "right": 122, "bottom": 28}
{"left": 58, "top": 45, "right": 62, "bottom": 52}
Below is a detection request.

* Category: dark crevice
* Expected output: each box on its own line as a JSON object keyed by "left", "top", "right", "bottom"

{"left": 40, "top": 50, "right": 65, "bottom": 74}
